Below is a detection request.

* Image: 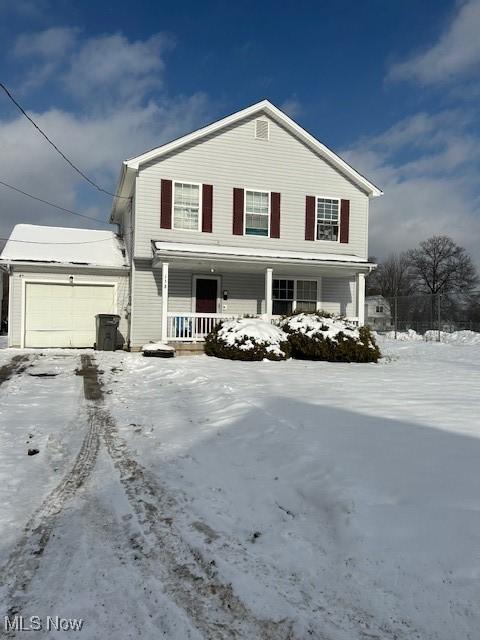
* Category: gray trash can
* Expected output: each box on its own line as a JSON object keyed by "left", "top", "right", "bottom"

{"left": 95, "top": 314, "right": 120, "bottom": 351}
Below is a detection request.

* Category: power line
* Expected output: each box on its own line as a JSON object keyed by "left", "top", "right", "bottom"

{"left": 0, "top": 178, "right": 113, "bottom": 226}
{"left": 0, "top": 82, "right": 130, "bottom": 200}
{"left": 0, "top": 236, "right": 117, "bottom": 245}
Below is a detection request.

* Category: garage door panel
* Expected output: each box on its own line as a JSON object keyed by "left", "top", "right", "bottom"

{"left": 24, "top": 283, "right": 116, "bottom": 348}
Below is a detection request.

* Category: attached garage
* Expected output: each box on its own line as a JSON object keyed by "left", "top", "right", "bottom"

{"left": 0, "top": 224, "right": 130, "bottom": 349}
{"left": 24, "top": 281, "right": 116, "bottom": 348}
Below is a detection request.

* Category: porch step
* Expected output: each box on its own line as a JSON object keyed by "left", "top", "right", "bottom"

{"left": 168, "top": 342, "right": 205, "bottom": 356}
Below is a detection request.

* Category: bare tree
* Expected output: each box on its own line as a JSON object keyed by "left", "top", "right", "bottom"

{"left": 367, "top": 252, "right": 413, "bottom": 297}
{"left": 407, "top": 236, "right": 478, "bottom": 295}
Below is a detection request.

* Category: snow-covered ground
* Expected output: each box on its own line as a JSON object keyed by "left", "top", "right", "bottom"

{"left": 1, "top": 339, "right": 479, "bottom": 639}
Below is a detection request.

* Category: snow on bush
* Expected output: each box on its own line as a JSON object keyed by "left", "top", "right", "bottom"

{"left": 205, "top": 318, "right": 290, "bottom": 361}
{"left": 281, "top": 313, "right": 380, "bottom": 363}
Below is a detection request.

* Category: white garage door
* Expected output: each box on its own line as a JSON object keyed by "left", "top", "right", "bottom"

{"left": 24, "top": 282, "right": 115, "bottom": 348}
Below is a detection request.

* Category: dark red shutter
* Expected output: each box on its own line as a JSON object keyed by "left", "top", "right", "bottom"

{"left": 305, "top": 195, "right": 316, "bottom": 241}
{"left": 233, "top": 187, "right": 244, "bottom": 235}
{"left": 270, "top": 192, "right": 281, "bottom": 238}
{"left": 202, "top": 184, "right": 213, "bottom": 232}
{"left": 160, "top": 179, "right": 172, "bottom": 229}
{"left": 340, "top": 199, "right": 350, "bottom": 243}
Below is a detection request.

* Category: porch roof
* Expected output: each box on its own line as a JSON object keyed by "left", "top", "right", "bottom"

{"left": 152, "top": 241, "right": 375, "bottom": 270}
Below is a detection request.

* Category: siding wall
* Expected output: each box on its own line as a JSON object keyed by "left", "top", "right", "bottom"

{"left": 8, "top": 266, "right": 129, "bottom": 348}
{"left": 134, "top": 113, "right": 370, "bottom": 259}
{"left": 321, "top": 276, "right": 356, "bottom": 316}
{"left": 129, "top": 263, "right": 357, "bottom": 347}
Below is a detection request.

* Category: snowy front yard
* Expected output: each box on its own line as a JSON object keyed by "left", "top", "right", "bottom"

{"left": 0, "top": 339, "right": 479, "bottom": 639}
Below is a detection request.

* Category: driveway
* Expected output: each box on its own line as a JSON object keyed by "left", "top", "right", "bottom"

{"left": 0, "top": 342, "right": 479, "bottom": 639}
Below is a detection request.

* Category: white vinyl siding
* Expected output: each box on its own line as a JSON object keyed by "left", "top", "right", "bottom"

{"left": 133, "top": 114, "right": 369, "bottom": 258}
{"left": 245, "top": 190, "right": 269, "bottom": 236}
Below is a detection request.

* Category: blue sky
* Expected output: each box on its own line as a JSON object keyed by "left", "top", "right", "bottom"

{"left": 1, "top": 0, "right": 479, "bottom": 263}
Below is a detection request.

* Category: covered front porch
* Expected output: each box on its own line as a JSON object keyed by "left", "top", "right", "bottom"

{"left": 153, "top": 242, "right": 371, "bottom": 343}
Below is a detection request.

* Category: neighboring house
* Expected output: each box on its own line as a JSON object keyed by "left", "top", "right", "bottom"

{"left": 0, "top": 225, "right": 129, "bottom": 348}
{"left": 365, "top": 295, "right": 392, "bottom": 330}
{"left": 1, "top": 100, "right": 382, "bottom": 349}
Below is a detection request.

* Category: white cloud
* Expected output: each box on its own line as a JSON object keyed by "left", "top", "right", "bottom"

{"left": 14, "top": 26, "right": 79, "bottom": 58}
{"left": 0, "top": 29, "right": 213, "bottom": 243}
{"left": 388, "top": 0, "right": 480, "bottom": 85}
{"left": 279, "top": 97, "right": 303, "bottom": 119}
{"left": 64, "top": 32, "right": 173, "bottom": 104}
{"left": 342, "top": 110, "right": 480, "bottom": 266}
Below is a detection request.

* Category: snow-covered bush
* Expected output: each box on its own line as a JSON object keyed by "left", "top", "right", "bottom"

{"left": 205, "top": 318, "right": 290, "bottom": 361}
{"left": 281, "top": 313, "right": 380, "bottom": 363}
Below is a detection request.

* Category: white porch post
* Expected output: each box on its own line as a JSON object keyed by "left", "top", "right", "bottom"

{"left": 356, "top": 272, "right": 365, "bottom": 326}
{"left": 265, "top": 267, "right": 273, "bottom": 318}
{"left": 161, "top": 261, "right": 169, "bottom": 342}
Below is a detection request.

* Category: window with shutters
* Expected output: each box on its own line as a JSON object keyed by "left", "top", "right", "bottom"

{"left": 245, "top": 190, "right": 269, "bottom": 236}
{"left": 316, "top": 197, "right": 340, "bottom": 242}
{"left": 173, "top": 182, "right": 201, "bottom": 231}
{"left": 272, "top": 278, "right": 318, "bottom": 315}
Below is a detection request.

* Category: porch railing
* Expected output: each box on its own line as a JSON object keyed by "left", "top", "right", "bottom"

{"left": 166, "top": 312, "right": 238, "bottom": 341}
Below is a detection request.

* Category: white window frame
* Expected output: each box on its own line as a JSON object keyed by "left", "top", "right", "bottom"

{"left": 172, "top": 180, "right": 203, "bottom": 232}
{"left": 271, "top": 276, "right": 321, "bottom": 316}
{"left": 315, "top": 196, "right": 341, "bottom": 244}
{"left": 244, "top": 188, "right": 270, "bottom": 238}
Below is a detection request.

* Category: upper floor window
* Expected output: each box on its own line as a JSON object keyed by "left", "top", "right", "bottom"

{"left": 173, "top": 182, "right": 201, "bottom": 230}
{"left": 245, "top": 190, "right": 269, "bottom": 236}
{"left": 376, "top": 305, "right": 384, "bottom": 313}
{"left": 316, "top": 197, "right": 339, "bottom": 242}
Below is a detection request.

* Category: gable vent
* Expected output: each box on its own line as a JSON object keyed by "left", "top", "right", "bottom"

{"left": 255, "top": 119, "right": 269, "bottom": 140}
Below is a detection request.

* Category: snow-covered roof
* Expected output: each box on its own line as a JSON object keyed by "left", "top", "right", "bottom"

{"left": 0, "top": 224, "right": 127, "bottom": 268}
{"left": 153, "top": 241, "right": 374, "bottom": 268}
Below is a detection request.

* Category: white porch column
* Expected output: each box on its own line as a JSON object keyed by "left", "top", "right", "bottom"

{"left": 161, "top": 261, "right": 169, "bottom": 342}
{"left": 265, "top": 267, "right": 273, "bottom": 318}
{"left": 356, "top": 272, "right": 366, "bottom": 326}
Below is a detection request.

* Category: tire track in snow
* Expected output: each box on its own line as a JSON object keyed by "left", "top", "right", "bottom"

{"left": 0, "top": 355, "right": 101, "bottom": 629}
{"left": 0, "top": 355, "right": 31, "bottom": 387}
{"left": 80, "top": 356, "right": 296, "bottom": 640}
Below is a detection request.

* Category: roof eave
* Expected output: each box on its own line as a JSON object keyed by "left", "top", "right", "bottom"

{"left": 124, "top": 99, "right": 382, "bottom": 197}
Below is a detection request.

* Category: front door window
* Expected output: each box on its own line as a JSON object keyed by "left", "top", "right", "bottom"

{"left": 195, "top": 278, "right": 217, "bottom": 313}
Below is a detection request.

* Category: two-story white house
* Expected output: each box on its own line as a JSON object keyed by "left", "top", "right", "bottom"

{"left": 113, "top": 99, "right": 382, "bottom": 350}
{"left": 1, "top": 100, "right": 382, "bottom": 350}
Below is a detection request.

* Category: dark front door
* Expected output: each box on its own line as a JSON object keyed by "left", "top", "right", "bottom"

{"left": 195, "top": 278, "right": 217, "bottom": 313}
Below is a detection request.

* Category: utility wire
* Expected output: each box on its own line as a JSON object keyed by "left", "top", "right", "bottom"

{"left": 0, "top": 237, "right": 117, "bottom": 245}
{"left": 0, "top": 178, "right": 113, "bottom": 226}
{"left": 0, "top": 82, "right": 130, "bottom": 200}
